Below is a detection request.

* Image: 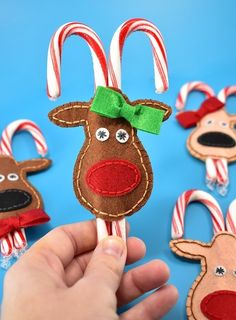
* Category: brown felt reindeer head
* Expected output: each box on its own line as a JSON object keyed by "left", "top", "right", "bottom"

{"left": 176, "top": 82, "right": 236, "bottom": 195}
{"left": 47, "top": 20, "right": 171, "bottom": 232}
{"left": 0, "top": 120, "right": 51, "bottom": 260}
{"left": 170, "top": 189, "right": 236, "bottom": 320}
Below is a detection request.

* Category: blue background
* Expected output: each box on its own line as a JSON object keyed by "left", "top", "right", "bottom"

{"left": 0, "top": 0, "right": 235, "bottom": 318}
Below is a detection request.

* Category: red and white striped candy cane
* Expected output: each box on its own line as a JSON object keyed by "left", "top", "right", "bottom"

{"left": 171, "top": 189, "right": 225, "bottom": 239}
{"left": 0, "top": 233, "right": 14, "bottom": 257}
{"left": 0, "top": 120, "right": 48, "bottom": 255}
{"left": 218, "top": 85, "right": 236, "bottom": 104}
{"left": 176, "top": 81, "right": 215, "bottom": 111}
{"left": 47, "top": 22, "right": 108, "bottom": 100}
{"left": 226, "top": 199, "right": 236, "bottom": 235}
{"left": 96, "top": 218, "right": 126, "bottom": 242}
{"left": 206, "top": 158, "right": 228, "bottom": 196}
{"left": 0, "top": 119, "right": 48, "bottom": 157}
{"left": 108, "top": 18, "right": 168, "bottom": 93}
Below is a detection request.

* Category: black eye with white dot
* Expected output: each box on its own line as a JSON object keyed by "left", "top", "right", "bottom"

{"left": 214, "top": 266, "right": 226, "bottom": 276}
{"left": 95, "top": 128, "right": 109, "bottom": 142}
{"left": 116, "top": 129, "right": 129, "bottom": 143}
{"left": 205, "top": 119, "right": 214, "bottom": 126}
{"left": 7, "top": 173, "right": 19, "bottom": 181}
{"left": 0, "top": 175, "right": 5, "bottom": 183}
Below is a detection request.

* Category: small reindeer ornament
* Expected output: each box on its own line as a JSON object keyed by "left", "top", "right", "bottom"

{"left": 47, "top": 19, "right": 171, "bottom": 241}
{"left": 170, "top": 189, "right": 236, "bottom": 320}
{"left": 176, "top": 82, "right": 236, "bottom": 196}
{"left": 0, "top": 120, "right": 51, "bottom": 266}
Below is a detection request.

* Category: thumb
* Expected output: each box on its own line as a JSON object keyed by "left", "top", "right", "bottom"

{"left": 83, "top": 236, "right": 127, "bottom": 294}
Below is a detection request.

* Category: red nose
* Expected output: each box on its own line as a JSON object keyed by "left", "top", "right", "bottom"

{"left": 201, "top": 290, "right": 236, "bottom": 320}
{"left": 86, "top": 159, "right": 141, "bottom": 197}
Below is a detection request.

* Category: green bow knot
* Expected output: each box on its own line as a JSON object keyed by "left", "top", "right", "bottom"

{"left": 90, "top": 86, "right": 165, "bottom": 134}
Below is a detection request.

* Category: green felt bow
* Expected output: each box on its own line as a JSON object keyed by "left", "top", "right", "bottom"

{"left": 90, "top": 86, "right": 165, "bottom": 134}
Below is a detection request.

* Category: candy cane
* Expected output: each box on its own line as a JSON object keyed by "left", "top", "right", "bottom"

{"left": 12, "top": 229, "right": 27, "bottom": 251}
{"left": 108, "top": 18, "right": 168, "bottom": 93}
{"left": 176, "top": 81, "right": 215, "bottom": 111}
{"left": 171, "top": 189, "right": 225, "bottom": 239}
{"left": 206, "top": 158, "right": 228, "bottom": 196}
{"left": 226, "top": 199, "right": 236, "bottom": 235}
{"left": 97, "top": 218, "right": 126, "bottom": 242}
{"left": 47, "top": 22, "right": 108, "bottom": 100}
{"left": 0, "top": 233, "right": 13, "bottom": 257}
{"left": 218, "top": 85, "right": 236, "bottom": 103}
{"left": 0, "top": 120, "right": 48, "bottom": 157}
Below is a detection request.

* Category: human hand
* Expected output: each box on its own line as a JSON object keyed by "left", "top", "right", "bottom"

{"left": 1, "top": 220, "right": 178, "bottom": 320}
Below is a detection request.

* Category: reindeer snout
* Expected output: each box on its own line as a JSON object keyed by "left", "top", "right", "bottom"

{"left": 86, "top": 159, "right": 141, "bottom": 197}
{"left": 198, "top": 132, "right": 236, "bottom": 148}
{"left": 201, "top": 290, "right": 236, "bottom": 320}
{"left": 0, "top": 189, "right": 32, "bottom": 212}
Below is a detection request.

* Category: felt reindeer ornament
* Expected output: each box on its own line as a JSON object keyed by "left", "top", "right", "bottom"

{"left": 47, "top": 19, "right": 171, "bottom": 241}
{"left": 176, "top": 82, "right": 236, "bottom": 196}
{"left": 170, "top": 189, "right": 236, "bottom": 320}
{"left": 0, "top": 120, "right": 51, "bottom": 267}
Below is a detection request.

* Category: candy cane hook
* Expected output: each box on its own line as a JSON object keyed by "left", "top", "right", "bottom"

{"left": 171, "top": 189, "right": 225, "bottom": 239}
{"left": 0, "top": 120, "right": 48, "bottom": 157}
{"left": 108, "top": 18, "right": 168, "bottom": 93}
{"left": 176, "top": 81, "right": 215, "bottom": 111}
{"left": 218, "top": 85, "right": 236, "bottom": 104}
{"left": 47, "top": 22, "right": 108, "bottom": 100}
{"left": 226, "top": 199, "right": 236, "bottom": 235}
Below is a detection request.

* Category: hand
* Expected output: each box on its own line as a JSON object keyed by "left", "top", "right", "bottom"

{"left": 1, "top": 220, "right": 178, "bottom": 320}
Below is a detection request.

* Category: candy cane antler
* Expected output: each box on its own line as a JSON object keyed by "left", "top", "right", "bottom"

{"left": 226, "top": 199, "right": 236, "bottom": 235}
{"left": 218, "top": 85, "right": 236, "bottom": 103}
{"left": 108, "top": 18, "right": 168, "bottom": 93}
{"left": 0, "top": 120, "right": 48, "bottom": 157}
{"left": 171, "top": 189, "right": 225, "bottom": 239}
{"left": 47, "top": 22, "right": 108, "bottom": 100}
{"left": 176, "top": 81, "right": 215, "bottom": 111}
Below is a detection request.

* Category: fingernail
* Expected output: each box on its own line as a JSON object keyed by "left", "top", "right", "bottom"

{"left": 102, "top": 237, "right": 125, "bottom": 258}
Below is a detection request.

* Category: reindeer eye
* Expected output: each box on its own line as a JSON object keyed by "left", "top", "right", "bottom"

{"left": 214, "top": 266, "right": 226, "bottom": 276}
{"left": 95, "top": 128, "right": 109, "bottom": 142}
{"left": 7, "top": 173, "right": 19, "bottom": 181}
{"left": 205, "top": 119, "right": 214, "bottom": 126}
{"left": 220, "top": 121, "right": 228, "bottom": 128}
{"left": 0, "top": 175, "right": 5, "bottom": 183}
{"left": 116, "top": 129, "right": 129, "bottom": 143}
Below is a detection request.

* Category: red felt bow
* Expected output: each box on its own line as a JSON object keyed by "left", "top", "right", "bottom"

{"left": 0, "top": 209, "right": 50, "bottom": 238}
{"left": 176, "top": 97, "right": 225, "bottom": 128}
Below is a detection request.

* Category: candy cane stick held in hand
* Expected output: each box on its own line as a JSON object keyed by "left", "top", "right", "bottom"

{"left": 176, "top": 81, "right": 215, "bottom": 111}
{"left": 108, "top": 18, "right": 169, "bottom": 93}
{"left": 47, "top": 22, "right": 108, "bottom": 99}
{"left": 0, "top": 120, "right": 49, "bottom": 258}
{"left": 171, "top": 189, "right": 225, "bottom": 239}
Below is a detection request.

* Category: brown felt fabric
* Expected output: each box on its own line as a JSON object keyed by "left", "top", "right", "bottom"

{"left": 170, "top": 233, "right": 236, "bottom": 320}
{"left": 49, "top": 89, "right": 172, "bottom": 221}
{"left": 0, "top": 156, "right": 51, "bottom": 219}
{"left": 187, "top": 109, "right": 236, "bottom": 162}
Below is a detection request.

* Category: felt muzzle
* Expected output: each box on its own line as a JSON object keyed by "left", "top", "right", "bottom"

{"left": 176, "top": 97, "right": 225, "bottom": 129}
{"left": 91, "top": 86, "right": 165, "bottom": 134}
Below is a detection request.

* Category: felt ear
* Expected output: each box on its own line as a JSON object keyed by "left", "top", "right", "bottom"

{"left": 19, "top": 158, "right": 51, "bottom": 173}
{"left": 134, "top": 99, "right": 172, "bottom": 121}
{"left": 170, "top": 239, "right": 210, "bottom": 260}
{"left": 48, "top": 102, "right": 90, "bottom": 128}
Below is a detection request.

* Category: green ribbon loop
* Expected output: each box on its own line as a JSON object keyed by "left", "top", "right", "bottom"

{"left": 90, "top": 86, "right": 165, "bottom": 134}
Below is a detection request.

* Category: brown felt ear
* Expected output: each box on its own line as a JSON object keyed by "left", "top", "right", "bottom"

{"left": 19, "top": 158, "right": 51, "bottom": 173}
{"left": 134, "top": 99, "right": 172, "bottom": 121}
{"left": 170, "top": 239, "right": 210, "bottom": 260}
{"left": 48, "top": 102, "right": 90, "bottom": 128}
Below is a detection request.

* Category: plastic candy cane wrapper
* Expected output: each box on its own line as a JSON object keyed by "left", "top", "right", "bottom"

{"left": 176, "top": 82, "right": 236, "bottom": 196}
{"left": 170, "top": 189, "right": 236, "bottom": 320}
{"left": 47, "top": 19, "right": 171, "bottom": 242}
{"left": 0, "top": 120, "right": 51, "bottom": 268}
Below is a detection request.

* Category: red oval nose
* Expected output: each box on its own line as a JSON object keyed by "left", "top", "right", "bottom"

{"left": 201, "top": 290, "right": 236, "bottom": 320}
{"left": 86, "top": 159, "right": 141, "bottom": 197}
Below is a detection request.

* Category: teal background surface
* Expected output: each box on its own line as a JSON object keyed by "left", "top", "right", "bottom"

{"left": 0, "top": 1, "right": 235, "bottom": 318}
